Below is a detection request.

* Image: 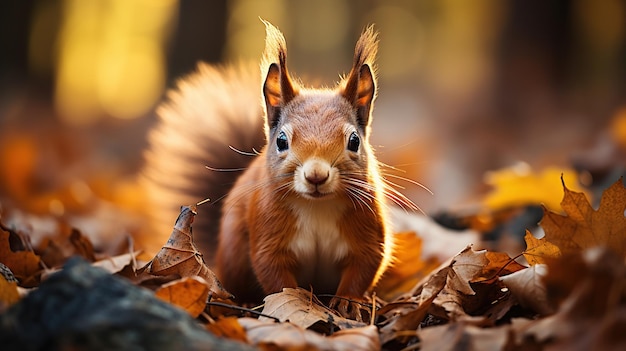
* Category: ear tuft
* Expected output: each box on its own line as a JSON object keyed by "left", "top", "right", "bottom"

{"left": 260, "top": 19, "right": 297, "bottom": 132}
{"left": 342, "top": 25, "right": 379, "bottom": 130}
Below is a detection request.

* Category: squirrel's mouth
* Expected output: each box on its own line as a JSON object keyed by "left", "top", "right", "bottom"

{"left": 304, "top": 190, "right": 332, "bottom": 199}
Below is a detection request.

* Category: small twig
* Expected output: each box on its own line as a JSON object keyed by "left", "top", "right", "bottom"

{"left": 205, "top": 301, "right": 280, "bottom": 322}
{"left": 370, "top": 292, "right": 376, "bottom": 325}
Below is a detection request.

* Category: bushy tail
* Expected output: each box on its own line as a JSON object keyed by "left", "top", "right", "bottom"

{"left": 139, "top": 63, "right": 265, "bottom": 257}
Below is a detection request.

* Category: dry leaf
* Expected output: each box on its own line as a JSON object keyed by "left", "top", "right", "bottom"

{"left": 522, "top": 247, "right": 626, "bottom": 350}
{"left": 426, "top": 247, "right": 517, "bottom": 324}
{"left": 523, "top": 230, "right": 561, "bottom": 265}
{"left": 206, "top": 317, "right": 248, "bottom": 343}
{"left": 540, "top": 178, "right": 626, "bottom": 258}
{"left": 41, "top": 250, "right": 142, "bottom": 280}
{"left": 0, "top": 229, "right": 41, "bottom": 286}
{"left": 260, "top": 288, "right": 364, "bottom": 330}
{"left": 389, "top": 209, "right": 480, "bottom": 261}
{"left": 155, "top": 276, "right": 210, "bottom": 318}
{"left": 93, "top": 251, "right": 141, "bottom": 274}
{"left": 0, "top": 274, "right": 20, "bottom": 311}
{"left": 146, "top": 205, "right": 232, "bottom": 299}
{"left": 483, "top": 251, "right": 526, "bottom": 278}
{"left": 379, "top": 267, "right": 448, "bottom": 344}
{"left": 483, "top": 165, "right": 586, "bottom": 212}
{"left": 239, "top": 318, "right": 380, "bottom": 351}
{"left": 68, "top": 228, "right": 96, "bottom": 262}
{"left": 418, "top": 322, "right": 513, "bottom": 351}
{"left": 445, "top": 246, "right": 489, "bottom": 295}
{"left": 380, "top": 246, "right": 500, "bottom": 343}
{"left": 500, "top": 264, "right": 552, "bottom": 315}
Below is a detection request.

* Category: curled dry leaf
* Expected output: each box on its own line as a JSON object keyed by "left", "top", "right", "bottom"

{"left": 261, "top": 288, "right": 365, "bottom": 330}
{"left": 381, "top": 247, "right": 486, "bottom": 342}
{"left": 146, "top": 205, "right": 232, "bottom": 300}
{"left": 238, "top": 318, "right": 380, "bottom": 351}
{"left": 380, "top": 246, "right": 524, "bottom": 344}
{"left": 379, "top": 266, "right": 448, "bottom": 344}
{"left": 155, "top": 276, "right": 210, "bottom": 318}
{"left": 443, "top": 246, "right": 489, "bottom": 296}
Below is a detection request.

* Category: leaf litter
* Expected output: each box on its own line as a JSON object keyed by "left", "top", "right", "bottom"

{"left": 0, "top": 175, "right": 625, "bottom": 350}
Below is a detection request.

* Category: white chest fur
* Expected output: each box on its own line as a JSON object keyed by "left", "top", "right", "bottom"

{"left": 288, "top": 200, "right": 349, "bottom": 290}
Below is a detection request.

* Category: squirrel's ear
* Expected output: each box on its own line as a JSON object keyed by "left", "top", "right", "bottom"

{"left": 342, "top": 25, "right": 378, "bottom": 131}
{"left": 261, "top": 20, "right": 297, "bottom": 130}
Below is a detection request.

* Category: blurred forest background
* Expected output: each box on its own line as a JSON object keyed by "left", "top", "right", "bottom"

{"left": 1, "top": 0, "right": 625, "bottom": 251}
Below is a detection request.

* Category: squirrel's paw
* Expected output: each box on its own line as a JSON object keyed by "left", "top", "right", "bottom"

{"left": 329, "top": 296, "right": 370, "bottom": 322}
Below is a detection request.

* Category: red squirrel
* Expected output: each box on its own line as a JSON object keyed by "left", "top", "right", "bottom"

{"left": 142, "top": 21, "right": 404, "bottom": 317}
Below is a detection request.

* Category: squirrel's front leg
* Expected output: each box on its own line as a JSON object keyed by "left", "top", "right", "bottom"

{"left": 251, "top": 244, "right": 299, "bottom": 294}
{"left": 331, "top": 248, "right": 383, "bottom": 321}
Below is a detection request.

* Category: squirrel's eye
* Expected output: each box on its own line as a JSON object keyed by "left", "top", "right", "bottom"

{"left": 276, "top": 131, "right": 289, "bottom": 152}
{"left": 347, "top": 131, "right": 360, "bottom": 152}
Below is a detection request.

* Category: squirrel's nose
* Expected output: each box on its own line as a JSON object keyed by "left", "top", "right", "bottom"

{"left": 305, "top": 171, "right": 329, "bottom": 185}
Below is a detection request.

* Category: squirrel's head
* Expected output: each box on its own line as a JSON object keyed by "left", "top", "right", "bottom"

{"left": 260, "top": 20, "right": 380, "bottom": 202}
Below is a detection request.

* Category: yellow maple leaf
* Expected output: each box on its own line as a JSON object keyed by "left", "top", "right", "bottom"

{"left": 523, "top": 230, "right": 561, "bottom": 265}
{"left": 483, "top": 164, "right": 587, "bottom": 212}
{"left": 540, "top": 178, "right": 626, "bottom": 258}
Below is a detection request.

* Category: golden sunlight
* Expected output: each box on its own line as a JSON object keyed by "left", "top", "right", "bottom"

{"left": 54, "top": 0, "right": 177, "bottom": 125}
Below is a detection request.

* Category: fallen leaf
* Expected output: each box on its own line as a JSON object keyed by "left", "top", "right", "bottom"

{"left": 0, "top": 266, "right": 20, "bottom": 311}
{"left": 500, "top": 264, "right": 552, "bottom": 315}
{"left": 93, "top": 251, "right": 141, "bottom": 274}
{"left": 379, "top": 267, "right": 448, "bottom": 344}
{"left": 417, "top": 322, "right": 513, "bottom": 351}
{"left": 206, "top": 317, "right": 248, "bottom": 343}
{"left": 260, "top": 288, "right": 364, "bottom": 330}
{"left": 380, "top": 246, "right": 500, "bottom": 344}
{"left": 483, "top": 165, "right": 587, "bottom": 212}
{"left": 445, "top": 246, "right": 489, "bottom": 295}
{"left": 522, "top": 247, "right": 626, "bottom": 350}
{"left": 483, "top": 251, "right": 526, "bottom": 278}
{"left": 0, "top": 229, "right": 41, "bottom": 286}
{"left": 239, "top": 318, "right": 380, "bottom": 351}
{"left": 523, "top": 230, "right": 561, "bottom": 265}
{"left": 427, "top": 247, "right": 519, "bottom": 325}
{"left": 540, "top": 178, "right": 626, "bottom": 258}
{"left": 388, "top": 209, "right": 480, "bottom": 261}
{"left": 155, "top": 276, "right": 210, "bottom": 318}
{"left": 69, "top": 228, "right": 96, "bottom": 262}
{"left": 146, "top": 205, "right": 232, "bottom": 299}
